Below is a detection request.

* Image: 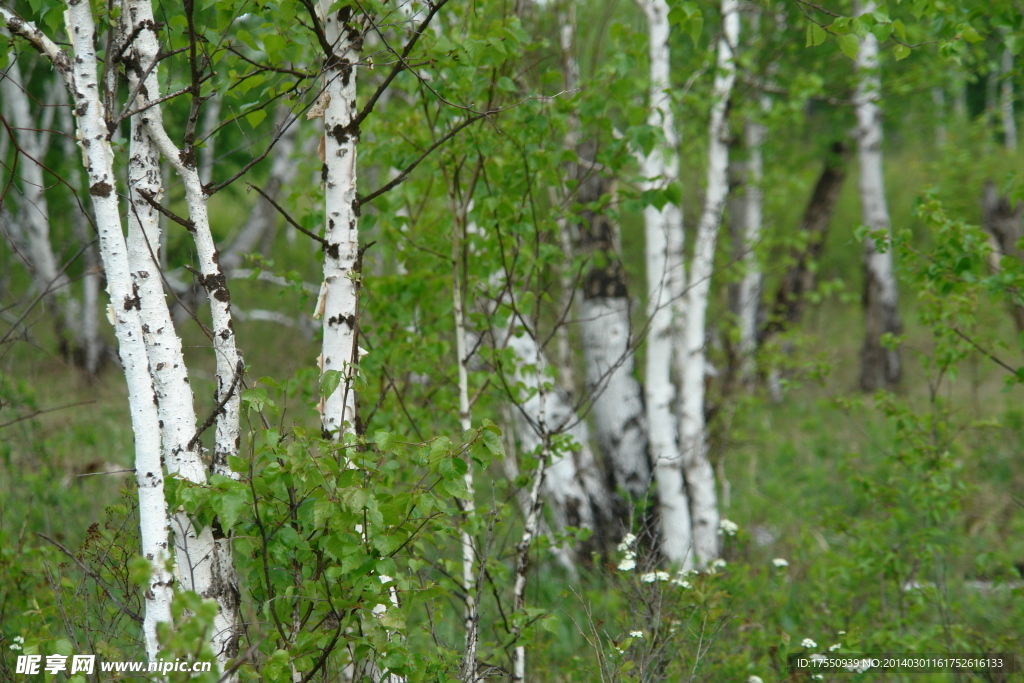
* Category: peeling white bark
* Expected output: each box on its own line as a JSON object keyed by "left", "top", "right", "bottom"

{"left": 736, "top": 111, "right": 766, "bottom": 386}
{"left": 2, "top": 2, "right": 176, "bottom": 659}
{"left": 318, "top": 0, "right": 361, "bottom": 440}
{"left": 119, "top": 1, "right": 241, "bottom": 669}
{"left": 854, "top": 0, "right": 901, "bottom": 392}
{"left": 638, "top": 0, "right": 693, "bottom": 569}
{"left": 678, "top": 0, "right": 739, "bottom": 565}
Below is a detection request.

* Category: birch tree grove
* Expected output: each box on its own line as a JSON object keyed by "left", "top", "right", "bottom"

{"left": 3, "top": 0, "right": 1011, "bottom": 678}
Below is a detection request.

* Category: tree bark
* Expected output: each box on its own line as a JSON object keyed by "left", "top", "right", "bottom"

{"left": 638, "top": 0, "right": 693, "bottom": 569}
{"left": 981, "top": 180, "right": 1024, "bottom": 332}
{"left": 576, "top": 151, "right": 650, "bottom": 502}
{"left": 854, "top": 0, "right": 901, "bottom": 392}
{"left": 123, "top": 0, "right": 241, "bottom": 667}
{"left": 677, "top": 0, "right": 739, "bottom": 565}
{"left": 1, "top": 3, "right": 175, "bottom": 660}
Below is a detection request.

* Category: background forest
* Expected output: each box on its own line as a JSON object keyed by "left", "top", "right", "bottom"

{"left": 1, "top": 0, "right": 1023, "bottom": 680}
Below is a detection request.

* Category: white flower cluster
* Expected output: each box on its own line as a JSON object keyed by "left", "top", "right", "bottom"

{"left": 629, "top": 630, "right": 644, "bottom": 638}
{"left": 708, "top": 558, "right": 727, "bottom": 574}
{"left": 747, "top": 676, "right": 764, "bottom": 683}
{"left": 801, "top": 638, "right": 817, "bottom": 648}
{"left": 9, "top": 636, "right": 24, "bottom": 651}
{"left": 772, "top": 558, "right": 789, "bottom": 568}
{"left": 829, "top": 643, "right": 841, "bottom": 652}
{"left": 640, "top": 571, "right": 671, "bottom": 583}
{"left": 718, "top": 519, "right": 739, "bottom": 536}
{"left": 617, "top": 533, "right": 637, "bottom": 571}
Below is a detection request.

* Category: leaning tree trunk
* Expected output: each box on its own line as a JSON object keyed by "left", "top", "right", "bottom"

{"left": 1, "top": 3, "right": 174, "bottom": 660}
{"left": 981, "top": 181, "right": 1024, "bottom": 332}
{"left": 762, "top": 142, "right": 851, "bottom": 341}
{"left": 854, "top": 0, "right": 901, "bottom": 392}
{"left": 677, "top": 0, "right": 739, "bottom": 565}
{"left": 638, "top": 0, "right": 693, "bottom": 569}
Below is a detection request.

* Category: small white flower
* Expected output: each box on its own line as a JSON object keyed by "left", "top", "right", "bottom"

{"left": 837, "top": 630, "right": 846, "bottom": 635}
{"left": 747, "top": 677, "right": 764, "bottom": 683}
{"left": 8, "top": 644, "right": 21, "bottom": 651}
{"left": 640, "top": 572, "right": 658, "bottom": 583}
{"left": 829, "top": 643, "right": 841, "bottom": 652}
{"left": 772, "top": 558, "right": 789, "bottom": 568}
{"left": 13, "top": 637, "right": 24, "bottom": 644}
{"left": 655, "top": 571, "right": 670, "bottom": 581}
{"left": 718, "top": 519, "right": 739, "bottom": 536}
{"left": 617, "top": 533, "right": 637, "bottom": 552}
{"left": 371, "top": 603, "right": 388, "bottom": 616}
{"left": 671, "top": 572, "right": 692, "bottom": 588}
{"left": 812, "top": 675, "right": 824, "bottom": 680}
{"left": 801, "top": 638, "right": 817, "bottom": 649}
{"left": 617, "top": 555, "right": 636, "bottom": 572}
{"left": 629, "top": 630, "right": 643, "bottom": 638}
{"left": 708, "top": 558, "right": 727, "bottom": 573}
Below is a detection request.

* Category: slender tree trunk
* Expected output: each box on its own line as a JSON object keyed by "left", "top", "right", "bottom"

{"left": 317, "top": 1, "right": 361, "bottom": 440}
{"left": 678, "top": 0, "right": 739, "bottom": 565}
{"left": 854, "top": 0, "right": 901, "bottom": 392}
{"left": 734, "top": 115, "right": 765, "bottom": 386}
{"left": 1002, "top": 46, "right": 1017, "bottom": 153}
{"left": 638, "top": 0, "right": 693, "bottom": 568}
{"left": 123, "top": 1, "right": 242, "bottom": 668}
{"left": 452, "top": 213, "right": 479, "bottom": 681}
{"left": 1, "top": 4, "right": 175, "bottom": 660}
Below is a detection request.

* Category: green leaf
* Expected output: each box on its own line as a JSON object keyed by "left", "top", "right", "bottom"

{"left": 960, "top": 25, "right": 982, "bottom": 44}
{"left": 215, "top": 488, "right": 249, "bottom": 530}
{"left": 246, "top": 108, "right": 268, "bottom": 128}
{"left": 806, "top": 23, "right": 827, "bottom": 47}
{"left": 438, "top": 456, "right": 468, "bottom": 481}
{"left": 321, "top": 369, "right": 343, "bottom": 400}
{"left": 893, "top": 44, "right": 910, "bottom": 61}
{"left": 838, "top": 33, "right": 860, "bottom": 60}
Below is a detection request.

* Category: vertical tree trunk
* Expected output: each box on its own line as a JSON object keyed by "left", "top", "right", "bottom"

{"left": 1002, "top": 46, "right": 1017, "bottom": 153}
{"left": 576, "top": 158, "right": 650, "bottom": 501}
{"left": 638, "top": 0, "right": 693, "bottom": 568}
{"left": 734, "top": 114, "right": 765, "bottom": 387}
{"left": 318, "top": 1, "right": 361, "bottom": 440}
{"left": 678, "top": 0, "right": 739, "bottom": 565}
{"left": 981, "top": 181, "right": 1024, "bottom": 332}
{"left": 1, "top": 4, "right": 176, "bottom": 660}
{"left": 854, "top": 0, "right": 901, "bottom": 392}
{"left": 124, "top": 0, "right": 242, "bottom": 668}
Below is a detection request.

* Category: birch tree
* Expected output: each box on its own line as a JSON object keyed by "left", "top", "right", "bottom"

{"left": 637, "top": 0, "right": 693, "bottom": 568}
{"left": 0, "top": 3, "right": 175, "bottom": 661}
{"left": 677, "top": 0, "right": 739, "bottom": 564}
{"left": 854, "top": 0, "right": 902, "bottom": 392}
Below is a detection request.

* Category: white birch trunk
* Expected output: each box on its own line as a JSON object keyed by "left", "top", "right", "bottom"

{"left": 678, "top": 0, "right": 739, "bottom": 565}
{"left": 504, "top": 327, "right": 613, "bottom": 550}
{"left": 1, "top": 4, "right": 176, "bottom": 659}
{"left": 121, "top": 1, "right": 241, "bottom": 667}
{"left": 452, "top": 218, "right": 478, "bottom": 681}
{"left": 638, "top": 0, "right": 693, "bottom": 569}
{"left": 1002, "top": 46, "right": 1017, "bottom": 153}
{"left": 318, "top": 1, "right": 360, "bottom": 439}
{"left": 854, "top": 0, "right": 901, "bottom": 392}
